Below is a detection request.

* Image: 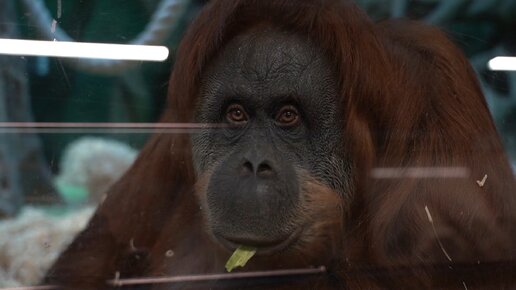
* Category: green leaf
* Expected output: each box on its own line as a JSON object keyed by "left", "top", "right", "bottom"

{"left": 225, "top": 246, "right": 257, "bottom": 272}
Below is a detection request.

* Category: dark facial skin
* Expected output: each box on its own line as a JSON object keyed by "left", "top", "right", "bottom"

{"left": 191, "top": 26, "right": 351, "bottom": 254}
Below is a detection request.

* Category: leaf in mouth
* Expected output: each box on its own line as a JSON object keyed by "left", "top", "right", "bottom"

{"left": 225, "top": 246, "right": 257, "bottom": 272}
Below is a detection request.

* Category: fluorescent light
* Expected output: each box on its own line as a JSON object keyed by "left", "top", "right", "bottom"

{"left": 488, "top": 57, "right": 516, "bottom": 71}
{"left": 0, "top": 38, "right": 169, "bottom": 62}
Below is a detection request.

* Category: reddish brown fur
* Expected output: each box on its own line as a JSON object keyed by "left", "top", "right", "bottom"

{"left": 44, "top": 0, "right": 516, "bottom": 289}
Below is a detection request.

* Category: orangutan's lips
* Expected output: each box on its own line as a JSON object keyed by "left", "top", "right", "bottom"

{"left": 215, "top": 228, "right": 303, "bottom": 256}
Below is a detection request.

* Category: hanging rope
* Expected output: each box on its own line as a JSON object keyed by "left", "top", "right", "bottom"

{"left": 20, "top": 0, "right": 189, "bottom": 75}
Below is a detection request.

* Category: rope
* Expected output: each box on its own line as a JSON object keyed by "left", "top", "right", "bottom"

{"left": 20, "top": 0, "right": 189, "bottom": 75}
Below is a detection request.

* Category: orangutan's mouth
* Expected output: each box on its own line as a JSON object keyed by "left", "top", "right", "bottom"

{"left": 214, "top": 228, "right": 303, "bottom": 256}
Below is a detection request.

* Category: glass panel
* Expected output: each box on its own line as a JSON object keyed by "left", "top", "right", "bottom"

{"left": 0, "top": 0, "right": 515, "bottom": 289}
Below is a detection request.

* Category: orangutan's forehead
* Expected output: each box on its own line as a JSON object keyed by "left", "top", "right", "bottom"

{"left": 200, "top": 26, "right": 337, "bottom": 105}
{"left": 220, "top": 27, "right": 320, "bottom": 80}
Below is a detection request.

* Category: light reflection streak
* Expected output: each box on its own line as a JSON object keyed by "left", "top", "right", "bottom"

{"left": 488, "top": 56, "right": 516, "bottom": 71}
{"left": 0, "top": 286, "right": 57, "bottom": 290}
{"left": 0, "top": 39, "right": 169, "bottom": 62}
{"left": 371, "top": 167, "right": 470, "bottom": 179}
{"left": 0, "top": 122, "right": 227, "bottom": 134}
{"left": 108, "top": 266, "right": 327, "bottom": 287}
